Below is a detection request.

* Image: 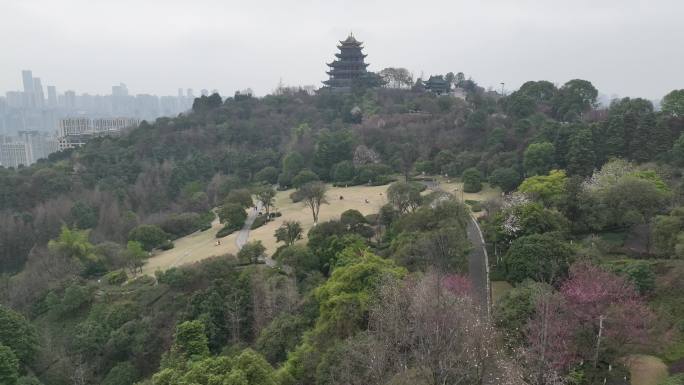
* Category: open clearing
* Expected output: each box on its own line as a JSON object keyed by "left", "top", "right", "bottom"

{"left": 625, "top": 355, "right": 669, "bottom": 385}
{"left": 143, "top": 184, "right": 389, "bottom": 275}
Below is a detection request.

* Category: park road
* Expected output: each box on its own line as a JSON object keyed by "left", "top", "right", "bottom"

{"left": 466, "top": 214, "right": 491, "bottom": 319}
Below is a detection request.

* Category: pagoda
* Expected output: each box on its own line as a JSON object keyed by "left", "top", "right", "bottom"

{"left": 323, "top": 34, "right": 370, "bottom": 90}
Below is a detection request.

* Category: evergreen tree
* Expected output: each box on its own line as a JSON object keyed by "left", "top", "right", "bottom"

{"left": 566, "top": 127, "right": 596, "bottom": 176}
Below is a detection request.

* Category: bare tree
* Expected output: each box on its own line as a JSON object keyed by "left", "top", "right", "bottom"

{"left": 298, "top": 182, "right": 328, "bottom": 225}
{"left": 324, "top": 273, "right": 526, "bottom": 385}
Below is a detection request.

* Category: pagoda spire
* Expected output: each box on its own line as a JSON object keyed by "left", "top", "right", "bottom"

{"left": 324, "top": 34, "right": 370, "bottom": 91}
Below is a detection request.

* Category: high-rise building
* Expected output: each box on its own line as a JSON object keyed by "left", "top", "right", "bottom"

{"left": 64, "top": 90, "right": 76, "bottom": 109}
{"left": 323, "top": 34, "right": 370, "bottom": 91}
{"left": 33, "top": 77, "right": 44, "bottom": 108}
{"left": 22, "top": 70, "right": 34, "bottom": 93}
{"left": 5, "top": 91, "right": 23, "bottom": 108}
{"left": 47, "top": 86, "right": 57, "bottom": 107}
{"left": 186, "top": 88, "right": 194, "bottom": 98}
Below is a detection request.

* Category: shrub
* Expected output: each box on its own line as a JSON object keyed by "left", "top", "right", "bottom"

{"left": 216, "top": 224, "right": 237, "bottom": 238}
{"left": 104, "top": 270, "right": 128, "bottom": 285}
{"left": 159, "top": 212, "right": 203, "bottom": 238}
{"left": 251, "top": 215, "right": 268, "bottom": 230}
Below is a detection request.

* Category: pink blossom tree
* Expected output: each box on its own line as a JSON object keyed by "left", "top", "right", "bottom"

{"left": 526, "top": 262, "right": 656, "bottom": 382}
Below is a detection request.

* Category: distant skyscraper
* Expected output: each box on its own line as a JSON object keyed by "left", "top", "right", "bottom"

{"left": 21, "top": 70, "right": 34, "bottom": 93}
{"left": 178, "top": 88, "right": 183, "bottom": 98}
{"left": 47, "top": 86, "right": 57, "bottom": 107}
{"left": 112, "top": 83, "right": 129, "bottom": 97}
{"left": 187, "top": 88, "right": 194, "bottom": 98}
{"left": 33, "top": 78, "right": 44, "bottom": 107}
{"left": 64, "top": 90, "right": 76, "bottom": 109}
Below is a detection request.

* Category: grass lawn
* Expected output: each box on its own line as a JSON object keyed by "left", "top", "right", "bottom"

{"left": 143, "top": 184, "right": 389, "bottom": 275}
{"left": 625, "top": 355, "right": 669, "bottom": 385}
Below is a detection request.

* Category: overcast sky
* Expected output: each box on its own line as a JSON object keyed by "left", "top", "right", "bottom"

{"left": 1, "top": 0, "right": 682, "bottom": 100}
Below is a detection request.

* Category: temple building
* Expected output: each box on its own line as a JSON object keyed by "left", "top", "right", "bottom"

{"left": 423, "top": 75, "right": 451, "bottom": 95}
{"left": 323, "top": 34, "right": 370, "bottom": 91}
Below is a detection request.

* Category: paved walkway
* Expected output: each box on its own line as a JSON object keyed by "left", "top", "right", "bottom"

{"left": 236, "top": 201, "right": 263, "bottom": 250}
{"left": 466, "top": 215, "right": 491, "bottom": 319}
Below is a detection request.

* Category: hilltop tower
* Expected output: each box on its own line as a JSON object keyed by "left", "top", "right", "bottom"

{"left": 323, "top": 34, "right": 370, "bottom": 91}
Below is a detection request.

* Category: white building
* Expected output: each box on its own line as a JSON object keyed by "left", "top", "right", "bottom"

{"left": 58, "top": 117, "right": 140, "bottom": 150}
{"left": 0, "top": 142, "right": 29, "bottom": 168}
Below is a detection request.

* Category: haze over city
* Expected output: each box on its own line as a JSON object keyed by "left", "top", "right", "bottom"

{"left": 2, "top": 0, "right": 683, "bottom": 99}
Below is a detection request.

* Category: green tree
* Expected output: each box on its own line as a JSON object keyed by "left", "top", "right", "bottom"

{"left": 331, "top": 161, "right": 355, "bottom": 183}
{"left": 313, "top": 129, "right": 355, "bottom": 180}
{"left": 274, "top": 221, "right": 303, "bottom": 247}
{"left": 518, "top": 169, "right": 567, "bottom": 206}
{"left": 523, "top": 142, "right": 555, "bottom": 176}
{"left": 494, "top": 280, "right": 551, "bottom": 345}
{"left": 48, "top": 225, "right": 97, "bottom": 262}
{"left": 0, "top": 306, "right": 38, "bottom": 365}
{"left": 173, "top": 320, "right": 210, "bottom": 360}
{"left": 462, "top": 167, "right": 482, "bottom": 193}
{"left": 387, "top": 182, "right": 422, "bottom": 213}
{"left": 292, "top": 169, "right": 319, "bottom": 188}
{"left": 275, "top": 245, "right": 319, "bottom": 282}
{"left": 671, "top": 132, "right": 684, "bottom": 166}
{"left": 552, "top": 79, "right": 598, "bottom": 121}
{"left": 226, "top": 188, "right": 254, "bottom": 208}
{"left": 256, "top": 185, "right": 276, "bottom": 218}
{"left": 503, "top": 233, "right": 573, "bottom": 284}
{"left": 125, "top": 240, "right": 147, "bottom": 275}
{"left": 70, "top": 201, "right": 99, "bottom": 229}
{"left": 237, "top": 241, "right": 266, "bottom": 264}
{"left": 0, "top": 345, "right": 19, "bottom": 385}
{"left": 128, "top": 224, "right": 170, "bottom": 251}
{"left": 566, "top": 127, "right": 596, "bottom": 176}
{"left": 102, "top": 361, "right": 138, "bottom": 385}
{"left": 254, "top": 166, "right": 279, "bottom": 185}
{"left": 488, "top": 167, "right": 521, "bottom": 192}
{"left": 279, "top": 152, "right": 306, "bottom": 188}
{"left": 661, "top": 89, "right": 684, "bottom": 117}
{"left": 256, "top": 314, "right": 308, "bottom": 365}
{"left": 312, "top": 247, "right": 406, "bottom": 340}
{"left": 217, "top": 203, "right": 247, "bottom": 229}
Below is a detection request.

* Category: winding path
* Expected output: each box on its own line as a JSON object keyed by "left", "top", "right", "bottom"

{"left": 422, "top": 180, "right": 491, "bottom": 318}
{"left": 236, "top": 201, "right": 263, "bottom": 250}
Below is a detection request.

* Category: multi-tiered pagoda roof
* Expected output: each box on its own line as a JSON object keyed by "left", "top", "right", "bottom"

{"left": 323, "top": 34, "right": 370, "bottom": 90}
